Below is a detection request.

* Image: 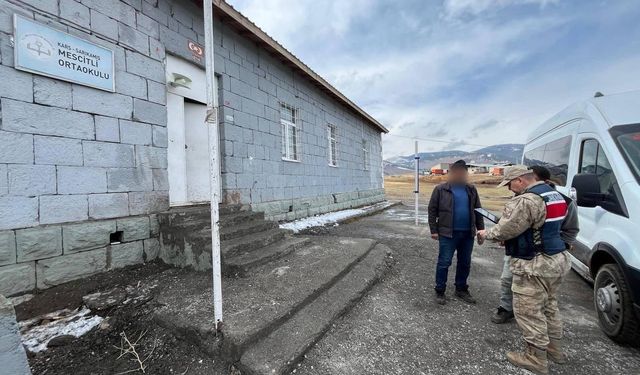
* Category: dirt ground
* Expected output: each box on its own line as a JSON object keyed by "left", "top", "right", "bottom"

{"left": 17, "top": 204, "right": 640, "bottom": 374}
{"left": 295, "top": 205, "right": 640, "bottom": 374}
{"left": 20, "top": 263, "right": 229, "bottom": 375}
{"left": 384, "top": 173, "right": 511, "bottom": 212}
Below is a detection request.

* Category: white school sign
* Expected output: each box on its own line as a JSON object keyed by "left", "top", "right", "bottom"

{"left": 13, "top": 15, "right": 115, "bottom": 92}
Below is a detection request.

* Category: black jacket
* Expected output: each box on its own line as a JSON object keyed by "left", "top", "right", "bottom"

{"left": 428, "top": 183, "right": 485, "bottom": 238}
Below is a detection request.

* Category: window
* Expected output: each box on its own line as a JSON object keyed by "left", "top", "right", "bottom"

{"left": 362, "top": 139, "right": 369, "bottom": 170}
{"left": 579, "top": 139, "right": 618, "bottom": 196}
{"left": 327, "top": 124, "right": 337, "bottom": 166}
{"left": 280, "top": 103, "right": 300, "bottom": 161}
{"left": 523, "top": 135, "right": 572, "bottom": 185}
{"left": 611, "top": 124, "right": 640, "bottom": 184}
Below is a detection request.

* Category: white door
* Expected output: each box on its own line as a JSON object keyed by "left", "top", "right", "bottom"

{"left": 167, "top": 95, "right": 212, "bottom": 206}
{"left": 167, "top": 92, "right": 188, "bottom": 206}
{"left": 184, "top": 101, "right": 210, "bottom": 203}
{"left": 574, "top": 134, "right": 621, "bottom": 265}
{"left": 166, "top": 55, "right": 221, "bottom": 207}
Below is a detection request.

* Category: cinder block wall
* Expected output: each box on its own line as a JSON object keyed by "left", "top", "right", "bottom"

{"left": 209, "top": 10, "right": 385, "bottom": 220}
{"left": 139, "top": 0, "right": 386, "bottom": 219}
{"left": 0, "top": 0, "right": 187, "bottom": 296}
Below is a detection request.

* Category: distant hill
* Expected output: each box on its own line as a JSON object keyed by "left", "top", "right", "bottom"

{"left": 385, "top": 143, "right": 524, "bottom": 175}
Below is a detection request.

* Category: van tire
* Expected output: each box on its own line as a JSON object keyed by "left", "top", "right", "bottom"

{"left": 594, "top": 264, "right": 640, "bottom": 346}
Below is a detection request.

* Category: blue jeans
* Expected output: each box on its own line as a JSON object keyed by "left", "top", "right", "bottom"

{"left": 435, "top": 231, "right": 474, "bottom": 293}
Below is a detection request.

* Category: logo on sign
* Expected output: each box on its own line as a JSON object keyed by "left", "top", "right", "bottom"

{"left": 188, "top": 40, "right": 204, "bottom": 61}
{"left": 21, "top": 33, "right": 54, "bottom": 60}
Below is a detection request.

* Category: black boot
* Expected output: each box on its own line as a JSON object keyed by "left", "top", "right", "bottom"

{"left": 455, "top": 289, "right": 476, "bottom": 304}
{"left": 435, "top": 291, "right": 446, "bottom": 305}
{"left": 491, "top": 306, "right": 514, "bottom": 324}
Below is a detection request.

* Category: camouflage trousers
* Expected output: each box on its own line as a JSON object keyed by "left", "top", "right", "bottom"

{"left": 510, "top": 252, "right": 572, "bottom": 349}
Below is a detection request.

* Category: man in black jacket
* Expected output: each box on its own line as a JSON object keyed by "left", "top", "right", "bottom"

{"left": 428, "top": 160, "right": 485, "bottom": 305}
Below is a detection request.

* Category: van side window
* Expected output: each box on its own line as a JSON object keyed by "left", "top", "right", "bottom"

{"left": 579, "top": 139, "right": 619, "bottom": 198}
{"left": 523, "top": 135, "right": 572, "bottom": 185}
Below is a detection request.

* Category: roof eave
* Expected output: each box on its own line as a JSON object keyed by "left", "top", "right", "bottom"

{"left": 212, "top": 0, "right": 388, "bottom": 133}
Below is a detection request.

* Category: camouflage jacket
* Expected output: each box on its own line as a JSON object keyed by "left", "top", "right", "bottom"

{"left": 510, "top": 251, "right": 572, "bottom": 277}
{"left": 486, "top": 181, "right": 570, "bottom": 277}
{"left": 485, "top": 182, "right": 547, "bottom": 242}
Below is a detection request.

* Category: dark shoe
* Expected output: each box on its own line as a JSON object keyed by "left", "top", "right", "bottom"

{"left": 491, "top": 306, "right": 515, "bottom": 324}
{"left": 455, "top": 289, "right": 476, "bottom": 304}
{"left": 435, "top": 291, "right": 446, "bottom": 305}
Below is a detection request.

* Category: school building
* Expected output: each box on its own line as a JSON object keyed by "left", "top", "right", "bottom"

{"left": 0, "top": 0, "right": 387, "bottom": 296}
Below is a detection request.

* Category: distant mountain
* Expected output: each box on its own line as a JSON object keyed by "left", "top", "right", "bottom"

{"left": 383, "top": 160, "right": 415, "bottom": 175}
{"left": 384, "top": 143, "right": 524, "bottom": 175}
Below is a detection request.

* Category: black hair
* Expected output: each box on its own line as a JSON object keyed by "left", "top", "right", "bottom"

{"left": 450, "top": 159, "right": 468, "bottom": 170}
{"left": 529, "top": 165, "right": 551, "bottom": 181}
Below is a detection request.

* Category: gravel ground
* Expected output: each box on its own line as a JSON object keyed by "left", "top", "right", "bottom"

{"left": 18, "top": 204, "right": 640, "bottom": 374}
{"left": 294, "top": 204, "right": 640, "bottom": 375}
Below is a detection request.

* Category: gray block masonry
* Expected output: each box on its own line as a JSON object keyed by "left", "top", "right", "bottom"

{"left": 0, "top": 214, "right": 160, "bottom": 295}
{"left": 253, "top": 189, "right": 386, "bottom": 222}
{"left": 0, "top": 0, "right": 384, "bottom": 293}
{"left": 0, "top": 295, "right": 31, "bottom": 375}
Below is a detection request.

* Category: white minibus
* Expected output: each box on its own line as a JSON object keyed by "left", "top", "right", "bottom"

{"left": 523, "top": 90, "right": 640, "bottom": 344}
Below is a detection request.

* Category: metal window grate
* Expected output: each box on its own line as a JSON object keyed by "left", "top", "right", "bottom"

{"left": 362, "top": 139, "right": 369, "bottom": 170}
{"left": 328, "top": 124, "right": 337, "bottom": 166}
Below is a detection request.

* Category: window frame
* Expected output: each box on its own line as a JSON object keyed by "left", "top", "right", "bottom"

{"left": 362, "top": 139, "right": 369, "bottom": 170}
{"left": 578, "top": 137, "right": 627, "bottom": 216}
{"left": 280, "top": 103, "right": 301, "bottom": 162}
{"left": 327, "top": 124, "right": 337, "bottom": 167}
{"left": 610, "top": 123, "right": 640, "bottom": 184}
{"left": 523, "top": 135, "right": 572, "bottom": 186}
{"left": 578, "top": 138, "right": 599, "bottom": 175}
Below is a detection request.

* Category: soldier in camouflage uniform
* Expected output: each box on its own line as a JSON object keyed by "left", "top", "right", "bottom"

{"left": 478, "top": 166, "right": 572, "bottom": 375}
{"left": 492, "top": 165, "right": 579, "bottom": 325}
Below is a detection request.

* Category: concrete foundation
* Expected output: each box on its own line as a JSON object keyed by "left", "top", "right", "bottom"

{"left": 0, "top": 214, "right": 159, "bottom": 296}
{"left": 252, "top": 188, "right": 385, "bottom": 221}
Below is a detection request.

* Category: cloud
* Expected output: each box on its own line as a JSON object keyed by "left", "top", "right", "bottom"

{"left": 442, "top": 0, "right": 559, "bottom": 19}
{"left": 445, "top": 139, "right": 468, "bottom": 150}
{"left": 227, "top": 0, "right": 640, "bottom": 159}
{"left": 471, "top": 119, "right": 499, "bottom": 133}
{"left": 227, "top": 0, "right": 374, "bottom": 48}
{"left": 469, "top": 119, "right": 500, "bottom": 137}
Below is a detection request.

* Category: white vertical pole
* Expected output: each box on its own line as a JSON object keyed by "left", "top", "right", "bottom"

{"left": 203, "top": 0, "right": 223, "bottom": 330}
{"left": 414, "top": 140, "right": 419, "bottom": 226}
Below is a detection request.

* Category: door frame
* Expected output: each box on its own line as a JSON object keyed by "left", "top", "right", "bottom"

{"left": 165, "top": 55, "right": 221, "bottom": 207}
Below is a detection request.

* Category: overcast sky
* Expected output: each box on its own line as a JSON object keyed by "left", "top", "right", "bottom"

{"left": 227, "top": 0, "right": 640, "bottom": 158}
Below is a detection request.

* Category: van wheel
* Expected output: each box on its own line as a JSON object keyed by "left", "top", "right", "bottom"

{"left": 594, "top": 264, "right": 640, "bottom": 345}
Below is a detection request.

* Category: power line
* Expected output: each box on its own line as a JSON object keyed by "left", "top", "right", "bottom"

{"left": 383, "top": 133, "right": 491, "bottom": 148}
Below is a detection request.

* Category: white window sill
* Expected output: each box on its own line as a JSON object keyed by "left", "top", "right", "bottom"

{"left": 282, "top": 157, "right": 301, "bottom": 163}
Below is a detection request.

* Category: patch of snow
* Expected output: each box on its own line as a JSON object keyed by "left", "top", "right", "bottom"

{"left": 20, "top": 308, "right": 103, "bottom": 353}
{"left": 280, "top": 201, "right": 395, "bottom": 233}
{"left": 272, "top": 266, "right": 290, "bottom": 276}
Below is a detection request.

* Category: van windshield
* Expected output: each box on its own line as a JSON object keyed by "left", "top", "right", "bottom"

{"left": 611, "top": 124, "right": 640, "bottom": 184}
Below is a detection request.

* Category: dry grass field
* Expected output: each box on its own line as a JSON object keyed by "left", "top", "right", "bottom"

{"left": 384, "top": 173, "right": 511, "bottom": 213}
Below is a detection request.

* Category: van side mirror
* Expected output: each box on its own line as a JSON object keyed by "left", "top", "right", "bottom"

{"left": 571, "top": 173, "right": 602, "bottom": 207}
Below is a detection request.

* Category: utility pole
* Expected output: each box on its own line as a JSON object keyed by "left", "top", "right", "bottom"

{"left": 414, "top": 140, "right": 419, "bottom": 226}
{"left": 203, "top": 0, "right": 223, "bottom": 331}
